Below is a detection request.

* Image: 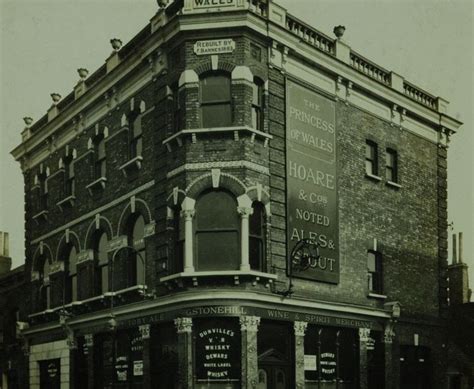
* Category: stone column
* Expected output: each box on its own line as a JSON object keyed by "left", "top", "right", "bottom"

{"left": 384, "top": 324, "right": 399, "bottom": 389}
{"left": 174, "top": 317, "right": 193, "bottom": 389}
{"left": 358, "top": 327, "right": 371, "bottom": 389}
{"left": 181, "top": 209, "right": 195, "bottom": 273}
{"left": 240, "top": 316, "right": 261, "bottom": 389}
{"left": 294, "top": 321, "right": 308, "bottom": 389}
{"left": 139, "top": 324, "right": 151, "bottom": 389}
{"left": 84, "top": 334, "right": 94, "bottom": 389}
{"left": 238, "top": 206, "right": 253, "bottom": 271}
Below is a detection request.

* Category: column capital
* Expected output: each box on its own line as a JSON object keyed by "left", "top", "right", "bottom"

{"left": 180, "top": 209, "right": 195, "bottom": 219}
{"left": 294, "top": 321, "right": 308, "bottom": 336}
{"left": 174, "top": 317, "right": 193, "bottom": 333}
{"left": 237, "top": 206, "right": 253, "bottom": 217}
{"left": 240, "top": 316, "right": 261, "bottom": 332}
{"left": 139, "top": 324, "right": 151, "bottom": 340}
{"left": 359, "top": 327, "right": 371, "bottom": 342}
{"left": 84, "top": 333, "right": 94, "bottom": 347}
{"left": 383, "top": 325, "right": 395, "bottom": 344}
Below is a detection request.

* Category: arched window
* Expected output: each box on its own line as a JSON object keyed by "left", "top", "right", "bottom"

{"left": 195, "top": 190, "right": 240, "bottom": 271}
{"left": 94, "top": 231, "right": 109, "bottom": 295}
{"left": 249, "top": 201, "right": 266, "bottom": 271}
{"left": 129, "top": 111, "right": 143, "bottom": 159}
{"left": 65, "top": 245, "right": 78, "bottom": 303}
{"left": 200, "top": 72, "right": 232, "bottom": 128}
{"left": 94, "top": 135, "right": 106, "bottom": 179}
{"left": 252, "top": 78, "right": 264, "bottom": 131}
{"left": 173, "top": 208, "right": 184, "bottom": 274}
{"left": 127, "top": 214, "right": 146, "bottom": 286}
{"left": 38, "top": 255, "right": 51, "bottom": 310}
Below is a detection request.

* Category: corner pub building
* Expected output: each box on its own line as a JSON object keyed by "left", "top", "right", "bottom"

{"left": 10, "top": 0, "right": 463, "bottom": 388}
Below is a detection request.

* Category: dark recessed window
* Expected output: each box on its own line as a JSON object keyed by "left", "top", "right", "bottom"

{"left": 173, "top": 208, "right": 184, "bottom": 274}
{"left": 252, "top": 78, "right": 264, "bottom": 131}
{"left": 94, "top": 232, "right": 109, "bottom": 295}
{"left": 39, "top": 255, "right": 51, "bottom": 310}
{"left": 172, "top": 84, "right": 181, "bottom": 133}
{"left": 129, "top": 112, "right": 143, "bottom": 159}
{"left": 386, "top": 148, "right": 398, "bottom": 183}
{"left": 64, "top": 155, "right": 75, "bottom": 197}
{"left": 367, "top": 250, "right": 383, "bottom": 294}
{"left": 249, "top": 201, "right": 266, "bottom": 271}
{"left": 94, "top": 135, "right": 106, "bottom": 179}
{"left": 129, "top": 214, "right": 146, "bottom": 286}
{"left": 38, "top": 172, "right": 48, "bottom": 211}
{"left": 200, "top": 73, "right": 232, "bottom": 128}
{"left": 365, "top": 140, "right": 378, "bottom": 176}
{"left": 195, "top": 190, "right": 239, "bottom": 271}
{"left": 65, "top": 245, "right": 78, "bottom": 303}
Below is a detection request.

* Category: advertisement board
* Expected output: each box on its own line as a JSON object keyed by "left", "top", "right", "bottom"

{"left": 286, "top": 80, "right": 339, "bottom": 283}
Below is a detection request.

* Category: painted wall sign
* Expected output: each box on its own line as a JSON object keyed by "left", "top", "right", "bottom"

{"left": 133, "top": 360, "right": 143, "bottom": 376}
{"left": 194, "top": 39, "right": 236, "bottom": 56}
{"left": 115, "top": 356, "right": 129, "bottom": 382}
{"left": 195, "top": 321, "right": 240, "bottom": 381}
{"left": 304, "top": 354, "right": 317, "bottom": 371}
{"left": 286, "top": 80, "right": 339, "bottom": 284}
{"left": 193, "top": 0, "right": 235, "bottom": 9}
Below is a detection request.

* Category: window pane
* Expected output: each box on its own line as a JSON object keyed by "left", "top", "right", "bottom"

{"left": 97, "top": 139, "right": 105, "bottom": 158}
{"left": 201, "top": 75, "right": 230, "bottom": 102}
{"left": 365, "top": 160, "right": 374, "bottom": 175}
{"left": 202, "top": 104, "right": 231, "bottom": 128}
{"left": 136, "top": 137, "right": 143, "bottom": 157}
{"left": 249, "top": 237, "right": 263, "bottom": 270}
{"left": 42, "top": 257, "right": 51, "bottom": 278}
{"left": 365, "top": 143, "right": 374, "bottom": 159}
{"left": 101, "top": 265, "right": 109, "bottom": 293}
{"left": 133, "top": 115, "right": 142, "bottom": 136}
{"left": 98, "top": 233, "right": 108, "bottom": 264}
{"left": 386, "top": 166, "right": 394, "bottom": 182}
{"left": 367, "top": 252, "right": 376, "bottom": 272}
{"left": 250, "top": 202, "right": 264, "bottom": 236}
{"left": 386, "top": 151, "right": 394, "bottom": 167}
{"left": 69, "top": 246, "right": 78, "bottom": 274}
{"left": 72, "top": 275, "right": 78, "bottom": 301}
{"left": 137, "top": 249, "right": 145, "bottom": 284}
{"left": 196, "top": 231, "right": 239, "bottom": 271}
{"left": 196, "top": 191, "right": 238, "bottom": 230}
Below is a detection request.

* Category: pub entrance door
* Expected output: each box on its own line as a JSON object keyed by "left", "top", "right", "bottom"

{"left": 39, "top": 359, "right": 60, "bottom": 389}
{"left": 257, "top": 349, "right": 292, "bottom": 389}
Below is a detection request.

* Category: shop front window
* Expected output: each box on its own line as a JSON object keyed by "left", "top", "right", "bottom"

{"left": 304, "top": 325, "right": 358, "bottom": 389}
{"left": 195, "top": 190, "right": 240, "bottom": 271}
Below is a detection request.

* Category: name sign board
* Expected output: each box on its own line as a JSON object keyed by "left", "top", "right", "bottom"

{"left": 195, "top": 320, "right": 240, "bottom": 381}
{"left": 194, "top": 39, "right": 236, "bottom": 56}
{"left": 193, "top": 0, "right": 235, "bottom": 9}
{"left": 286, "top": 80, "right": 339, "bottom": 284}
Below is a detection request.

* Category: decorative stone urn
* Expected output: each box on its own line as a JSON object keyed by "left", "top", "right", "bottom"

{"left": 50, "top": 93, "right": 62, "bottom": 104}
{"left": 333, "top": 25, "right": 346, "bottom": 39}
{"left": 77, "top": 68, "right": 89, "bottom": 80}
{"left": 110, "top": 38, "right": 122, "bottom": 51}
{"left": 23, "top": 117, "right": 33, "bottom": 127}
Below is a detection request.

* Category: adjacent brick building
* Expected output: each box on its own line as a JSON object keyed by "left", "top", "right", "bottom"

{"left": 9, "top": 0, "right": 464, "bottom": 388}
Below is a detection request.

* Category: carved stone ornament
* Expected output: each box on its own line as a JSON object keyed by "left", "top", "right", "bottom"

{"left": 84, "top": 334, "right": 94, "bottom": 347}
{"left": 239, "top": 316, "right": 261, "bottom": 332}
{"left": 139, "top": 324, "right": 151, "bottom": 340}
{"left": 384, "top": 326, "right": 396, "bottom": 344}
{"left": 174, "top": 317, "right": 193, "bottom": 333}
{"left": 294, "top": 321, "right": 308, "bottom": 337}
{"left": 358, "top": 327, "right": 371, "bottom": 342}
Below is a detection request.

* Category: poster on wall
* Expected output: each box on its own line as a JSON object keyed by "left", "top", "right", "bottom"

{"left": 195, "top": 319, "right": 240, "bottom": 381}
{"left": 286, "top": 80, "right": 339, "bottom": 284}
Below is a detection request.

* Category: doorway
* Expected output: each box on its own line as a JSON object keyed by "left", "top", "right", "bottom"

{"left": 39, "top": 359, "right": 61, "bottom": 389}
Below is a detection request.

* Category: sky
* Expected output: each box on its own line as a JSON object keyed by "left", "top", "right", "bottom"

{"left": 0, "top": 0, "right": 472, "bottom": 292}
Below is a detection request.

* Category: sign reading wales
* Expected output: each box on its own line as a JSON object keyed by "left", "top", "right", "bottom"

{"left": 286, "top": 80, "right": 339, "bottom": 284}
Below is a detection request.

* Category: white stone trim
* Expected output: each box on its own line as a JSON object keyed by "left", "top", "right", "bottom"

{"left": 167, "top": 160, "right": 269, "bottom": 178}
{"left": 29, "top": 340, "right": 70, "bottom": 389}
{"left": 31, "top": 180, "right": 154, "bottom": 245}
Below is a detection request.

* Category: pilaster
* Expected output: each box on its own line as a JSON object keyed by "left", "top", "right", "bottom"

{"left": 383, "top": 324, "right": 397, "bottom": 389}
{"left": 358, "top": 327, "right": 371, "bottom": 389}
{"left": 174, "top": 317, "right": 193, "bottom": 389}
{"left": 294, "top": 321, "right": 308, "bottom": 389}
{"left": 240, "top": 316, "right": 260, "bottom": 389}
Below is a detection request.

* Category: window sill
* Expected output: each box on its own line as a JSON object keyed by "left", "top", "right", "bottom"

{"left": 386, "top": 181, "right": 402, "bottom": 189}
{"left": 119, "top": 156, "right": 143, "bottom": 176}
{"left": 56, "top": 195, "right": 76, "bottom": 209}
{"left": 365, "top": 173, "right": 382, "bottom": 182}
{"left": 368, "top": 292, "right": 387, "bottom": 300}
{"left": 32, "top": 210, "right": 48, "bottom": 224}
{"left": 86, "top": 177, "right": 106, "bottom": 194}
{"left": 161, "top": 270, "right": 277, "bottom": 287}
{"left": 163, "top": 126, "right": 273, "bottom": 151}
